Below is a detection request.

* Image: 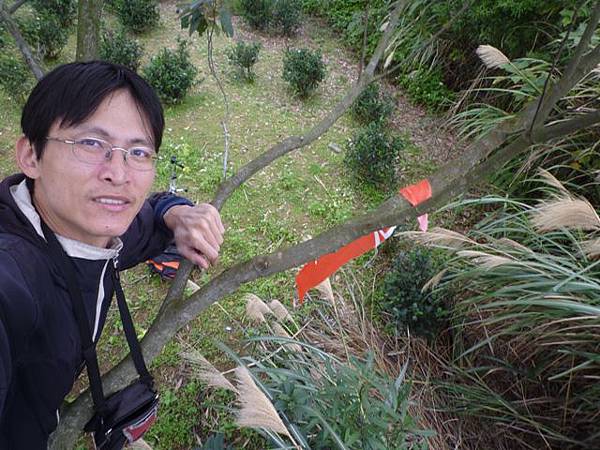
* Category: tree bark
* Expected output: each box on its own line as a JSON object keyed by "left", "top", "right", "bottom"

{"left": 76, "top": 0, "right": 103, "bottom": 61}
{"left": 0, "top": 2, "right": 44, "bottom": 80}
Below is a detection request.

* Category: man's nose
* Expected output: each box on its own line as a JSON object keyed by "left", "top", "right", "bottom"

{"left": 99, "top": 149, "right": 129, "bottom": 184}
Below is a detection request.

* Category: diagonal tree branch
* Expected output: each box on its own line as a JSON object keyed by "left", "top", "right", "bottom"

{"left": 0, "top": 1, "right": 44, "bottom": 80}
{"left": 8, "top": 0, "right": 27, "bottom": 14}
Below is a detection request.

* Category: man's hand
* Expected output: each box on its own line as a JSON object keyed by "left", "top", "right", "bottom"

{"left": 163, "top": 204, "right": 224, "bottom": 269}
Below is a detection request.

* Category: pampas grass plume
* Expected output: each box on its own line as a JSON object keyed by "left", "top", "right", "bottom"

{"left": 181, "top": 350, "right": 237, "bottom": 392}
{"left": 531, "top": 198, "right": 600, "bottom": 232}
{"left": 245, "top": 293, "right": 272, "bottom": 323}
{"left": 234, "top": 366, "right": 291, "bottom": 438}
{"left": 268, "top": 299, "right": 292, "bottom": 322}
{"left": 476, "top": 45, "right": 510, "bottom": 69}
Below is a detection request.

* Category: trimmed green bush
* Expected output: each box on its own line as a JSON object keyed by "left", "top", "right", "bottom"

{"left": 18, "top": 11, "right": 69, "bottom": 60}
{"left": 282, "top": 47, "right": 326, "bottom": 98}
{"left": 100, "top": 30, "right": 144, "bottom": 71}
{"left": 272, "top": 0, "right": 302, "bottom": 36}
{"left": 112, "top": 0, "right": 159, "bottom": 34}
{"left": 351, "top": 82, "right": 394, "bottom": 124}
{"left": 377, "top": 247, "right": 449, "bottom": 340}
{"left": 0, "top": 53, "right": 34, "bottom": 102}
{"left": 31, "top": 0, "right": 77, "bottom": 28}
{"left": 226, "top": 41, "right": 261, "bottom": 81}
{"left": 238, "top": 0, "right": 272, "bottom": 31}
{"left": 344, "top": 121, "right": 404, "bottom": 187}
{"left": 143, "top": 39, "right": 198, "bottom": 104}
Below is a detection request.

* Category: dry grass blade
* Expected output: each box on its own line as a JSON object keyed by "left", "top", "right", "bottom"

{"left": 403, "top": 227, "right": 473, "bottom": 249}
{"left": 537, "top": 168, "right": 570, "bottom": 198}
{"left": 457, "top": 250, "right": 514, "bottom": 269}
{"left": 497, "top": 237, "right": 532, "bottom": 253}
{"left": 268, "top": 299, "right": 292, "bottom": 322}
{"left": 476, "top": 44, "right": 510, "bottom": 69}
{"left": 272, "top": 323, "right": 303, "bottom": 352}
{"left": 315, "top": 277, "right": 335, "bottom": 303}
{"left": 530, "top": 198, "right": 600, "bottom": 232}
{"left": 422, "top": 268, "right": 448, "bottom": 292}
{"left": 245, "top": 293, "right": 272, "bottom": 323}
{"left": 234, "top": 366, "right": 291, "bottom": 438}
{"left": 181, "top": 350, "right": 237, "bottom": 392}
{"left": 581, "top": 238, "right": 600, "bottom": 258}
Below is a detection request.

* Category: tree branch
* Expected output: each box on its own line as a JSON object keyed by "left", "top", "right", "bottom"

{"left": 0, "top": 2, "right": 44, "bottom": 80}
{"left": 531, "top": 1, "right": 600, "bottom": 128}
{"left": 8, "top": 0, "right": 27, "bottom": 14}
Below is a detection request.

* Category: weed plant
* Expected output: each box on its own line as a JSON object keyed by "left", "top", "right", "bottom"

{"left": 184, "top": 285, "right": 431, "bottom": 449}
{"left": 282, "top": 48, "right": 326, "bottom": 98}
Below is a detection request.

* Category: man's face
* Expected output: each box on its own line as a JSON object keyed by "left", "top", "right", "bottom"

{"left": 23, "top": 90, "right": 156, "bottom": 247}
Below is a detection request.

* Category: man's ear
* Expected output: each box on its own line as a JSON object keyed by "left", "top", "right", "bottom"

{"left": 16, "top": 136, "right": 41, "bottom": 179}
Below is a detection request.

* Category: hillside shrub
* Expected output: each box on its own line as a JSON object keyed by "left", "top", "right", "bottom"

{"left": 351, "top": 82, "right": 394, "bottom": 124}
{"left": 31, "top": 0, "right": 77, "bottom": 28}
{"left": 112, "top": 0, "right": 159, "bottom": 34}
{"left": 143, "top": 39, "right": 198, "bottom": 104}
{"left": 17, "top": 12, "right": 69, "bottom": 60}
{"left": 282, "top": 47, "right": 326, "bottom": 98}
{"left": 99, "top": 30, "right": 144, "bottom": 71}
{"left": 377, "top": 247, "right": 449, "bottom": 340}
{"left": 238, "top": 0, "right": 272, "bottom": 31}
{"left": 397, "top": 67, "right": 455, "bottom": 112}
{"left": 0, "top": 53, "right": 34, "bottom": 102}
{"left": 271, "top": 0, "right": 302, "bottom": 36}
{"left": 226, "top": 41, "right": 261, "bottom": 81}
{"left": 344, "top": 121, "right": 404, "bottom": 187}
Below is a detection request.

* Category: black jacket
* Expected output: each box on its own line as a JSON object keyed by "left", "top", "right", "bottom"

{"left": 0, "top": 173, "right": 191, "bottom": 449}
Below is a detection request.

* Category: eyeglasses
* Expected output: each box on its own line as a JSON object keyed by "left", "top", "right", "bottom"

{"left": 46, "top": 137, "right": 157, "bottom": 172}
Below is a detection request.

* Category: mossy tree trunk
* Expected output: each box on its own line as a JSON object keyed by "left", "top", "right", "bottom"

{"left": 76, "top": 0, "right": 103, "bottom": 61}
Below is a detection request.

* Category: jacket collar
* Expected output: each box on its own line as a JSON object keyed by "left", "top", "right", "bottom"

{"left": 4, "top": 175, "right": 122, "bottom": 260}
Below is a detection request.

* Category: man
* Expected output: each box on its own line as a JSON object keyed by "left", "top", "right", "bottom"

{"left": 0, "top": 61, "right": 224, "bottom": 448}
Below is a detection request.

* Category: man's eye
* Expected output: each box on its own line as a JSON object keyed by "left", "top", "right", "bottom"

{"left": 130, "top": 148, "right": 153, "bottom": 159}
{"left": 77, "top": 138, "right": 104, "bottom": 148}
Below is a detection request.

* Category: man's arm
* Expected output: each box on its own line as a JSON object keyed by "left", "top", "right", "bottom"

{"left": 119, "top": 192, "right": 224, "bottom": 270}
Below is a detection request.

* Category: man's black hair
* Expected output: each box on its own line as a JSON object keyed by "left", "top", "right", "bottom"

{"left": 21, "top": 61, "right": 164, "bottom": 159}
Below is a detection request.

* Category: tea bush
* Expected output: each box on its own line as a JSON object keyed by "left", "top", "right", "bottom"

{"left": 31, "top": 0, "right": 77, "bottom": 28}
{"left": 0, "top": 53, "right": 34, "bottom": 103}
{"left": 271, "top": 0, "right": 302, "bottom": 36}
{"left": 226, "top": 41, "right": 261, "bottom": 81}
{"left": 239, "top": 0, "right": 302, "bottom": 35}
{"left": 238, "top": 0, "right": 272, "bottom": 31}
{"left": 17, "top": 12, "right": 69, "bottom": 60}
{"left": 377, "top": 247, "right": 449, "bottom": 340}
{"left": 282, "top": 47, "right": 326, "bottom": 98}
{"left": 112, "top": 0, "right": 159, "bottom": 34}
{"left": 99, "top": 30, "right": 144, "bottom": 71}
{"left": 344, "top": 121, "right": 404, "bottom": 187}
{"left": 351, "top": 82, "right": 394, "bottom": 124}
{"left": 143, "top": 39, "right": 198, "bottom": 104}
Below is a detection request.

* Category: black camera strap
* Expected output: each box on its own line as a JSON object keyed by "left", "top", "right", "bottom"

{"left": 41, "top": 221, "right": 153, "bottom": 417}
